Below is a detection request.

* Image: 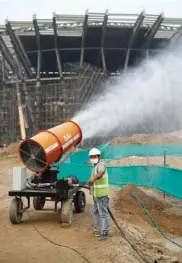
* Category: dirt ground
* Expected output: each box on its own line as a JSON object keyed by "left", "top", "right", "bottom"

{"left": 110, "top": 133, "right": 182, "bottom": 145}
{"left": 1, "top": 157, "right": 182, "bottom": 263}
{"left": 107, "top": 156, "right": 182, "bottom": 169}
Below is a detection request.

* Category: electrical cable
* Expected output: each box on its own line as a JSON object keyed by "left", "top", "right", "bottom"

{"left": 25, "top": 209, "right": 92, "bottom": 263}
{"left": 22, "top": 186, "right": 152, "bottom": 263}
{"left": 132, "top": 192, "right": 182, "bottom": 250}
{"left": 26, "top": 204, "right": 152, "bottom": 263}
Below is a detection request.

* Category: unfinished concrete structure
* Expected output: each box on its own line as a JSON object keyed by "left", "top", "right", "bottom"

{"left": 0, "top": 11, "right": 182, "bottom": 143}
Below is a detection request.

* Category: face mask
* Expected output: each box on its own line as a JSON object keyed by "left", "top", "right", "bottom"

{"left": 90, "top": 158, "right": 99, "bottom": 165}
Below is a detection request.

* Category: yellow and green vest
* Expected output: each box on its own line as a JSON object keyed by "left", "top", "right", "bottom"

{"left": 91, "top": 161, "right": 109, "bottom": 198}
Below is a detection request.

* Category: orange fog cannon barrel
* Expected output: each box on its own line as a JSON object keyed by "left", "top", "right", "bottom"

{"left": 18, "top": 120, "right": 82, "bottom": 173}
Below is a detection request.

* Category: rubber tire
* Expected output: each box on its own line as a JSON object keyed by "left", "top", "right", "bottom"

{"left": 74, "top": 191, "right": 86, "bottom": 213}
{"left": 9, "top": 198, "right": 23, "bottom": 224}
{"left": 33, "top": 197, "right": 46, "bottom": 210}
{"left": 61, "top": 199, "right": 73, "bottom": 226}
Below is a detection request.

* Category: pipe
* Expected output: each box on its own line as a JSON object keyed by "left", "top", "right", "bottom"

{"left": 26, "top": 176, "right": 56, "bottom": 189}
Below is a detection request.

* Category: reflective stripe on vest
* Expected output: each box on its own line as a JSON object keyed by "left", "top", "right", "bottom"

{"left": 94, "top": 184, "right": 109, "bottom": 188}
{"left": 92, "top": 161, "right": 109, "bottom": 198}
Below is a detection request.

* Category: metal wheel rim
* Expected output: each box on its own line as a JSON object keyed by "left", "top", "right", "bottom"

{"left": 79, "top": 193, "right": 85, "bottom": 209}
{"left": 17, "top": 200, "right": 23, "bottom": 220}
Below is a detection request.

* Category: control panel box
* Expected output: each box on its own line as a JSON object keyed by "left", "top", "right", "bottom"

{"left": 12, "top": 167, "right": 27, "bottom": 191}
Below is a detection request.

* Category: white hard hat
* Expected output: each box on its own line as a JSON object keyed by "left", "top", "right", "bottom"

{"left": 89, "top": 148, "right": 101, "bottom": 156}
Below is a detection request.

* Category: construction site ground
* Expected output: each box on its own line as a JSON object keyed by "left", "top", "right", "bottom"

{"left": 1, "top": 133, "right": 182, "bottom": 263}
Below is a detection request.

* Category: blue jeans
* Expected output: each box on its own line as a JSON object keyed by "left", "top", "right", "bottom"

{"left": 92, "top": 196, "right": 110, "bottom": 234}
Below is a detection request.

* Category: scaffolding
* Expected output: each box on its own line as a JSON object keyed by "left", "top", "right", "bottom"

{"left": 0, "top": 62, "right": 106, "bottom": 143}
{"left": 1, "top": 10, "right": 182, "bottom": 144}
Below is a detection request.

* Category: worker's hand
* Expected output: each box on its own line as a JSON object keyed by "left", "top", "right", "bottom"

{"left": 88, "top": 179, "right": 94, "bottom": 185}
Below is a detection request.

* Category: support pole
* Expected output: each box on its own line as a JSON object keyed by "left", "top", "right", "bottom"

{"left": 163, "top": 150, "right": 166, "bottom": 199}
{"left": 16, "top": 78, "right": 26, "bottom": 139}
{"left": 80, "top": 9, "right": 88, "bottom": 68}
{"left": 23, "top": 82, "right": 37, "bottom": 133}
{"left": 6, "top": 20, "right": 33, "bottom": 78}
{"left": 101, "top": 9, "right": 108, "bottom": 72}
{"left": 143, "top": 13, "right": 164, "bottom": 50}
{"left": 33, "top": 14, "right": 41, "bottom": 83}
{"left": 124, "top": 11, "right": 145, "bottom": 71}
{"left": 0, "top": 35, "right": 21, "bottom": 79}
{"left": 53, "top": 12, "right": 62, "bottom": 78}
{"left": 170, "top": 25, "right": 182, "bottom": 46}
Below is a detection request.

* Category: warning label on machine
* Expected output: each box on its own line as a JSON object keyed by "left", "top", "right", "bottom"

{"left": 62, "top": 133, "right": 80, "bottom": 150}
{"left": 45, "top": 142, "right": 59, "bottom": 153}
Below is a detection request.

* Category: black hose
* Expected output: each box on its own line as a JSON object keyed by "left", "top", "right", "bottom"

{"left": 82, "top": 185, "right": 152, "bottom": 262}
{"left": 25, "top": 208, "right": 91, "bottom": 263}
{"left": 107, "top": 206, "right": 124, "bottom": 236}
{"left": 107, "top": 206, "right": 152, "bottom": 263}
{"left": 132, "top": 192, "right": 182, "bottom": 250}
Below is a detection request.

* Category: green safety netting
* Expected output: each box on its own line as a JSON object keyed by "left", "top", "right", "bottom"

{"left": 57, "top": 144, "right": 182, "bottom": 199}
{"left": 69, "top": 144, "right": 182, "bottom": 164}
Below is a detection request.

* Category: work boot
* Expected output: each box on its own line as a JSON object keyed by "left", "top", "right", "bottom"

{"left": 98, "top": 233, "right": 108, "bottom": 241}
{"left": 93, "top": 230, "right": 100, "bottom": 237}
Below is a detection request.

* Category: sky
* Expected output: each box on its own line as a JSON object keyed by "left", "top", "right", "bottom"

{"left": 0, "top": 0, "right": 182, "bottom": 24}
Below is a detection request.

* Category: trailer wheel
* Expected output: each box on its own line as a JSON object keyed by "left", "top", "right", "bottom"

{"left": 61, "top": 199, "right": 73, "bottom": 227}
{"left": 74, "top": 191, "right": 86, "bottom": 213}
{"left": 33, "top": 197, "right": 45, "bottom": 210}
{"left": 9, "top": 198, "right": 23, "bottom": 224}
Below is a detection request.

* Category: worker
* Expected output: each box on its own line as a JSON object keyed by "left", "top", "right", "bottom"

{"left": 88, "top": 147, "right": 110, "bottom": 241}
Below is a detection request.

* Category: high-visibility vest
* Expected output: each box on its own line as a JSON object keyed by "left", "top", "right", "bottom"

{"left": 92, "top": 161, "right": 109, "bottom": 198}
